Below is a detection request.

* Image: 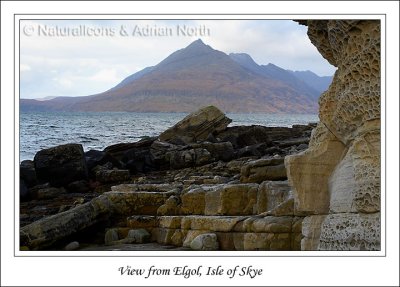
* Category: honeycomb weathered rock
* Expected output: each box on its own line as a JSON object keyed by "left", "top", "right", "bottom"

{"left": 288, "top": 20, "right": 381, "bottom": 250}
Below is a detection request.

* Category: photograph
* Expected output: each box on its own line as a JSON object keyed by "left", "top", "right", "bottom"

{"left": 2, "top": 2, "right": 399, "bottom": 286}
{"left": 18, "top": 18, "right": 381, "bottom": 252}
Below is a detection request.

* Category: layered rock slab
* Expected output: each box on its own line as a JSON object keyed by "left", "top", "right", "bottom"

{"left": 159, "top": 105, "right": 232, "bottom": 144}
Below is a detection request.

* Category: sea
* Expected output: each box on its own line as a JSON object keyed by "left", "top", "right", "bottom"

{"left": 19, "top": 111, "right": 318, "bottom": 161}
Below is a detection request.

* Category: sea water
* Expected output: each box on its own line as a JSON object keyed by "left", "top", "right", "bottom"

{"left": 19, "top": 111, "right": 318, "bottom": 161}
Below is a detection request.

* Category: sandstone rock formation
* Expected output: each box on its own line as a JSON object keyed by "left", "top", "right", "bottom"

{"left": 286, "top": 20, "right": 381, "bottom": 250}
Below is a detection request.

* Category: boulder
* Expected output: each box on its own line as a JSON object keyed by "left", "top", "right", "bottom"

{"left": 21, "top": 194, "right": 113, "bottom": 249}
{"left": 198, "top": 142, "right": 235, "bottom": 162}
{"left": 169, "top": 148, "right": 213, "bottom": 169}
{"left": 150, "top": 140, "right": 178, "bottom": 169}
{"left": 67, "top": 180, "right": 90, "bottom": 193}
{"left": 240, "top": 158, "right": 287, "bottom": 183}
{"left": 105, "top": 228, "right": 119, "bottom": 245}
{"left": 126, "top": 229, "right": 151, "bottom": 244}
{"left": 20, "top": 160, "right": 37, "bottom": 187}
{"left": 190, "top": 233, "right": 219, "bottom": 251}
{"left": 85, "top": 150, "right": 121, "bottom": 174}
{"left": 159, "top": 106, "right": 232, "bottom": 144}
{"left": 34, "top": 144, "right": 88, "bottom": 187}
{"left": 64, "top": 241, "right": 80, "bottom": 251}
{"left": 103, "top": 137, "right": 156, "bottom": 172}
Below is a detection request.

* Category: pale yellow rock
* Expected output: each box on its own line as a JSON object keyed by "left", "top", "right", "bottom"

{"left": 180, "top": 187, "right": 205, "bottom": 215}
{"left": 243, "top": 233, "right": 271, "bottom": 250}
{"left": 204, "top": 183, "right": 258, "bottom": 215}
{"left": 319, "top": 213, "right": 380, "bottom": 251}
{"left": 251, "top": 216, "right": 292, "bottom": 233}
{"left": 242, "top": 233, "right": 291, "bottom": 251}
{"left": 157, "top": 195, "right": 181, "bottom": 215}
{"left": 292, "top": 20, "right": 381, "bottom": 251}
{"left": 106, "top": 191, "right": 170, "bottom": 215}
{"left": 301, "top": 215, "right": 327, "bottom": 251}
{"left": 256, "top": 181, "right": 292, "bottom": 214}
{"left": 285, "top": 123, "right": 345, "bottom": 215}
{"left": 158, "top": 216, "right": 182, "bottom": 229}
{"left": 182, "top": 230, "right": 210, "bottom": 247}
{"left": 180, "top": 215, "right": 246, "bottom": 232}
{"left": 170, "top": 230, "right": 187, "bottom": 246}
{"left": 240, "top": 158, "right": 287, "bottom": 183}
{"left": 151, "top": 228, "right": 176, "bottom": 245}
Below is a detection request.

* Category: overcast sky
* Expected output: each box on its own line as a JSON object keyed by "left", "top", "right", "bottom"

{"left": 20, "top": 19, "right": 336, "bottom": 99}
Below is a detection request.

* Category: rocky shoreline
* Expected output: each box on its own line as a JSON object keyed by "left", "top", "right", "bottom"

{"left": 20, "top": 105, "right": 316, "bottom": 251}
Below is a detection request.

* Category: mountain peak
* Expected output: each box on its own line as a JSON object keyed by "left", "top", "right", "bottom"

{"left": 184, "top": 38, "right": 212, "bottom": 52}
{"left": 191, "top": 38, "right": 205, "bottom": 45}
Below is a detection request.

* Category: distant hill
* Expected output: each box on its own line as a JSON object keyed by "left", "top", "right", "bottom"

{"left": 20, "top": 39, "right": 333, "bottom": 113}
{"left": 288, "top": 70, "right": 333, "bottom": 93}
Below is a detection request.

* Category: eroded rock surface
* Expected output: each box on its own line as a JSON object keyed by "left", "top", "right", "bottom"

{"left": 287, "top": 20, "right": 381, "bottom": 250}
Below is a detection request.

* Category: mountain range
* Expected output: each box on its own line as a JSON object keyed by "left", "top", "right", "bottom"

{"left": 20, "top": 39, "right": 333, "bottom": 113}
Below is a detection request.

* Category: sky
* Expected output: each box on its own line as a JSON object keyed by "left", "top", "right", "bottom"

{"left": 20, "top": 19, "right": 337, "bottom": 99}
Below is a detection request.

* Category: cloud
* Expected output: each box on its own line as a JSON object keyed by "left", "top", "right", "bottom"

{"left": 19, "top": 19, "right": 336, "bottom": 99}
{"left": 20, "top": 64, "right": 31, "bottom": 72}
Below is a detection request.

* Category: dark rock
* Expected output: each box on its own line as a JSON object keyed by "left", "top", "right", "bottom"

{"left": 169, "top": 148, "right": 213, "bottom": 170}
{"left": 34, "top": 144, "right": 88, "bottom": 187}
{"left": 85, "top": 150, "right": 121, "bottom": 174}
{"left": 159, "top": 106, "right": 232, "bottom": 144}
{"left": 237, "top": 143, "right": 268, "bottom": 158}
{"left": 216, "top": 125, "right": 313, "bottom": 149}
{"left": 95, "top": 169, "right": 130, "bottom": 183}
{"left": 20, "top": 179, "right": 30, "bottom": 202}
{"left": 104, "top": 137, "right": 156, "bottom": 172}
{"left": 20, "top": 160, "right": 37, "bottom": 187}
{"left": 274, "top": 137, "right": 310, "bottom": 148}
{"left": 67, "top": 180, "right": 91, "bottom": 193}
{"left": 198, "top": 142, "right": 234, "bottom": 161}
{"left": 150, "top": 141, "right": 178, "bottom": 169}
{"left": 36, "top": 187, "right": 66, "bottom": 200}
